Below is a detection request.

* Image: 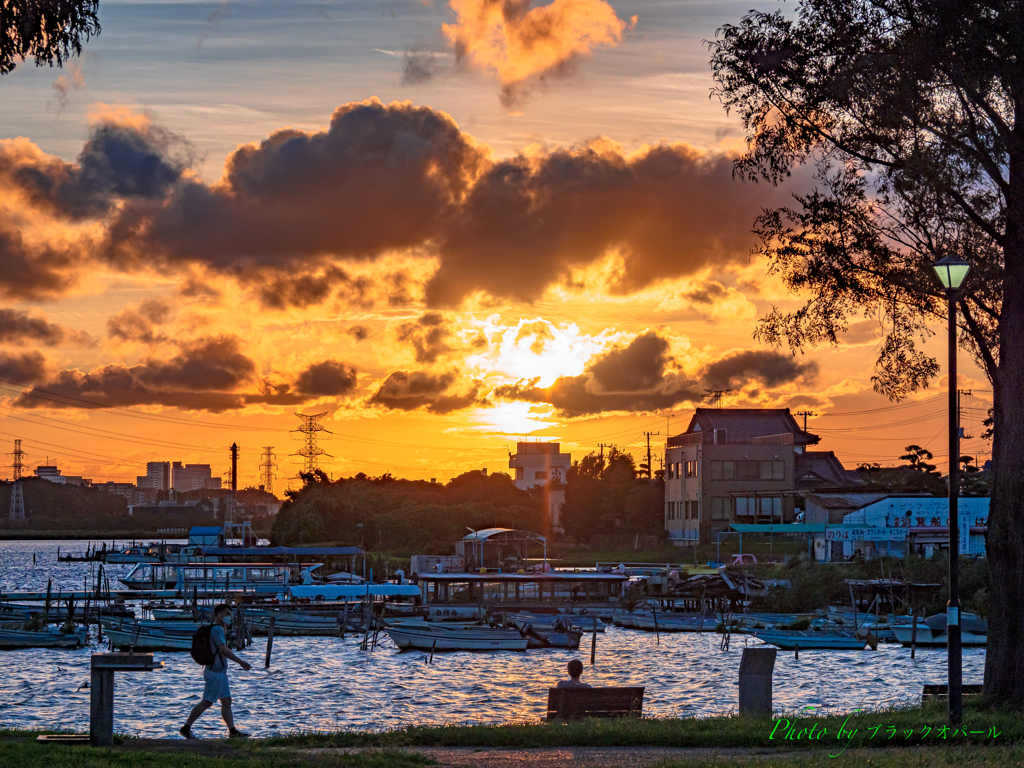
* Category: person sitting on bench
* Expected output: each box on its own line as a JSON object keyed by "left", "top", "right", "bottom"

{"left": 556, "top": 659, "right": 591, "bottom": 689}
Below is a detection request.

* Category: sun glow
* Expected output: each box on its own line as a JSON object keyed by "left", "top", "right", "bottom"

{"left": 465, "top": 401, "right": 558, "bottom": 439}
{"left": 465, "top": 316, "right": 618, "bottom": 387}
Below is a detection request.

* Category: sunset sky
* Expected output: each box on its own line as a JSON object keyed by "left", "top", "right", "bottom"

{"left": 0, "top": 0, "right": 992, "bottom": 489}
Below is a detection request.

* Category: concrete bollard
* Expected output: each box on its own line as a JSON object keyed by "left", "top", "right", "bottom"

{"left": 738, "top": 647, "right": 777, "bottom": 717}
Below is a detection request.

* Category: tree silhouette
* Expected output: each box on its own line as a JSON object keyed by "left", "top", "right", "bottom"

{"left": 899, "top": 445, "right": 939, "bottom": 475}
{"left": 1, "top": 1, "right": 101, "bottom": 76}
{"left": 710, "top": 0, "right": 1024, "bottom": 704}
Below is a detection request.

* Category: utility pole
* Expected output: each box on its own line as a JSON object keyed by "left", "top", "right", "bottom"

{"left": 292, "top": 412, "right": 333, "bottom": 480}
{"left": 956, "top": 390, "right": 973, "bottom": 443}
{"left": 8, "top": 439, "right": 25, "bottom": 520}
{"left": 227, "top": 443, "right": 238, "bottom": 528}
{"left": 795, "top": 411, "right": 817, "bottom": 432}
{"left": 597, "top": 443, "right": 614, "bottom": 462}
{"left": 259, "top": 447, "right": 277, "bottom": 496}
{"left": 643, "top": 431, "right": 660, "bottom": 479}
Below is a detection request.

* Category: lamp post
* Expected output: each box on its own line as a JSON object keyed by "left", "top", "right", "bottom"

{"left": 931, "top": 254, "right": 971, "bottom": 726}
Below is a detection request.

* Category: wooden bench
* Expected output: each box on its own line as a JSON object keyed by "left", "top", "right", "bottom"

{"left": 922, "top": 684, "right": 983, "bottom": 701}
{"left": 547, "top": 687, "right": 645, "bottom": 720}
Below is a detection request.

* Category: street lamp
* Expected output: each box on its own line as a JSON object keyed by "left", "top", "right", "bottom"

{"left": 931, "top": 253, "right": 971, "bottom": 726}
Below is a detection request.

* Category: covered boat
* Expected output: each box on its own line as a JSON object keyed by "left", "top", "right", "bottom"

{"left": 748, "top": 629, "right": 868, "bottom": 650}
{"left": 891, "top": 613, "right": 987, "bottom": 647}
{"left": 0, "top": 626, "right": 89, "bottom": 650}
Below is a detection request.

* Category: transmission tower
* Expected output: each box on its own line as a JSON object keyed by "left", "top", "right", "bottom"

{"left": 259, "top": 447, "right": 278, "bottom": 495}
{"left": 291, "top": 412, "right": 333, "bottom": 477}
{"left": 8, "top": 439, "right": 26, "bottom": 520}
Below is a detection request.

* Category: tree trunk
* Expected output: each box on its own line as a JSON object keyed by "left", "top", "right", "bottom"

{"left": 984, "top": 123, "right": 1024, "bottom": 707}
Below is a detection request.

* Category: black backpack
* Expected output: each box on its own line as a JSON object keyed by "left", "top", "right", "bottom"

{"left": 190, "top": 625, "right": 216, "bottom": 666}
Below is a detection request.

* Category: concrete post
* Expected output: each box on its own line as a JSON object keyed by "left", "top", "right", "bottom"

{"left": 738, "top": 647, "right": 777, "bottom": 717}
{"left": 89, "top": 668, "right": 115, "bottom": 747}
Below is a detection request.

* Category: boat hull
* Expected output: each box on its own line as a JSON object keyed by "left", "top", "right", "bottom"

{"left": 0, "top": 627, "right": 89, "bottom": 650}
{"left": 385, "top": 627, "right": 529, "bottom": 652}
{"left": 749, "top": 630, "right": 867, "bottom": 650}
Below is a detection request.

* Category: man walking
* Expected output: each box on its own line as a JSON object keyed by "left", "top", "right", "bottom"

{"left": 180, "top": 603, "right": 251, "bottom": 739}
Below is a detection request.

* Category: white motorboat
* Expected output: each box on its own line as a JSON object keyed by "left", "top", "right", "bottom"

{"left": 891, "top": 613, "right": 987, "bottom": 647}
{"left": 747, "top": 629, "right": 868, "bottom": 650}
{"left": 384, "top": 625, "right": 529, "bottom": 652}
{"left": 105, "top": 626, "right": 194, "bottom": 651}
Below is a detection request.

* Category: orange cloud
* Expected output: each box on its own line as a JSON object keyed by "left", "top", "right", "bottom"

{"left": 442, "top": 0, "right": 632, "bottom": 107}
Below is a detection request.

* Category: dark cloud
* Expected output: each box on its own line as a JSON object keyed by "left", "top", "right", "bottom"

{"left": 367, "top": 369, "right": 483, "bottom": 413}
{"left": 13, "top": 365, "right": 304, "bottom": 413}
{"left": 178, "top": 277, "right": 221, "bottom": 302}
{"left": 494, "top": 332, "right": 819, "bottom": 416}
{"left": 250, "top": 267, "right": 374, "bottom": 310}
{"left": 107, "top": 298, "right": 173, "bottom": 344}
{"left": 103, "top": 100, "right": 484, "bottom": 281}
{"left": 702, "top": 350, "right": 818, "bottom": 390}
{"left": 0, "top": 215, "right": 80, "bottom": 300}
{"left": 0, "top": 351, "right": 47, "bottom": 385}
{"left": 347, "top": 325, "right": 370, "bottom": 341}
{"left": 424, "top": 142, "right": 788, "bottom": 306}
{"left": 494, "top": 331, "right": 701, "bottom": 417}
{"left": 682, "top": 281, "right": 729, "bottom": 305}
{"left": 396, "top": 312, "right": 455, "bottom": 363}
{"left": 1, "top": 102, "right": 797, "bottom": 310}
{"left": 0, "top": 308, "right": 93, "bottom": 347}
{"left": 369, "top": 370, "right": 456, "bottom": 411}
{"left": 133, "top": 335, "right": 256, "bottom": 391}
{"left": 295, "top": 360, "right": 358, "bottom": 397}
{"left": 2, "top": 119, "right": 191, "bottom": 220}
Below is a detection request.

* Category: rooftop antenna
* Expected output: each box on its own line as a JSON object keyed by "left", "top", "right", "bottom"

{"left": 703, "top": 389, "right": 734, "bottom": 408}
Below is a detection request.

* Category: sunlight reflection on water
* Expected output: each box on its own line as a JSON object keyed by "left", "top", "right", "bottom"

{"left": 0, "top": 540, "right": 987, "bottom": 738}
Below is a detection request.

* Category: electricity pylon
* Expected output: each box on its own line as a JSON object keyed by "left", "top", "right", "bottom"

{"left": 291, "top": 412, "right": 332, "bottom": 479}
{"left": 259, "top": 446, "right": 278, "bottom": 496}
{"left": 8, "top": 439, "right": 26, "bottom": 520}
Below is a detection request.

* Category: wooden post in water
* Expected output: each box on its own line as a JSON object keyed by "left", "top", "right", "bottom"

{"left": 653, "top": 608, "right": 660, "bottom": 645}
{"left": 590, "top": 617, "right": 597, "bottom": 664}
{"left": 910, "top": 610, "right": 918, "bottom": 660}
{"left": 794, "top": 643, "right": 799, "bottom": 660}
{"left": 264, "top": 617, "right": 275, "bottom": 668}
{"left": 340, "top": 601, "right": 348, "bottom": 637}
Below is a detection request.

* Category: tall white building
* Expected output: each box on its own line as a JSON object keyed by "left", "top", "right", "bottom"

{"left": 509, "top": 442, "right": 571, "bottom": 533}
{"left": 136, "top": 461, "right": 170, "bottom": 492}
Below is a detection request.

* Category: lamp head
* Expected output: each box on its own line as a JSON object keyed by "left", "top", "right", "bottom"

{"left": 932, "top": 254, "right": 971, "bottom": 291}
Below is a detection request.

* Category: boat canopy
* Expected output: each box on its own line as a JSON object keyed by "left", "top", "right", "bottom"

{"left": 287, "top": 584, "right": 420, "bottom": 598}
{"left": 201, "top": 546, "right": 364, "bottom": 557}
{"left": 415, "top": 572, "right": 628, "bottom": 582}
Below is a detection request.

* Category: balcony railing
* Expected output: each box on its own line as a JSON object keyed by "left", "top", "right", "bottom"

{"left": 668, "top": 431, "right": 794, "bottom": 448}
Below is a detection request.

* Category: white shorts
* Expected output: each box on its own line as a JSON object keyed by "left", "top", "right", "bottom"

{"left": 202, "top": 669, "right": 231, "bottom": 702}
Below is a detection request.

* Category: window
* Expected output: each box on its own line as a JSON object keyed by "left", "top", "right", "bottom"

{"left": 686, "top": 460, "right": 697, "bottom": 477}
{"left": 515, "top": 467, "right": 524, "bottom": 480}
{"left": 685, "top": 500, "right": 700, "bottom": 520}
{"left": 759, "top": 460, "right": 785, "bottom": 480}
{"left": 735, "top": 497, "right": 782, "bottom": 518}
{"left": 711, "top": 461, "right": 735, "bottom": 480}
{"left": 667, "top": 463, "right": 674, "bottom": 480}
{"left": 711, "top": 497, "right": 729, "bottom": 520}
{"left": 534, "top": 471, "right": 548, "bottom": 480}
{"left": 712, "top": 460, "right": 784, "bottom": 481}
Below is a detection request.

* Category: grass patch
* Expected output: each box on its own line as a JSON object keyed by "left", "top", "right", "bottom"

{"left": 0, "top": 740, "right": 431, "bottom": 768}
{"left": 660, "top": 746, "right": 1024, "bottom": 767}
{"left": 266, "top": 702, "right": 1022, "bottom": 751}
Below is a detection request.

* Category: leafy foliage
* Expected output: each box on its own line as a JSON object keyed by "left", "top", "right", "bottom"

{"left": 270, "top": 470, "right": 544, "bottom": 553}
{"left": 559, "top": 448, "right": 664, "bottom": 540}
{"left": 708, "top": 0, "right": 1016, "bottom": 396}
{"left": 1, "top": 0, "right": 101, "bottom": 76}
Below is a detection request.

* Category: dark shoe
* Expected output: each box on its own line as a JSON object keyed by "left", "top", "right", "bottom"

{"left": 228, "top": 729, "right": 249, "bottom": 739}
{"left": 179, "top": 727, "right": 194, "bottom": 740}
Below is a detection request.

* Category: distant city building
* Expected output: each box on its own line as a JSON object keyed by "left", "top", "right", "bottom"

{"left": 137, "top": 461, "right": 171, "bottom": 493}
{"left": 171, "top": 462, "right": 221, "bottom": 493}
{"left": 34, "top": 465, "right": 63, "bottom": 483}
{"left": 509, "top": 442, "right": 571, "bottom": 533}
{"left": 95, "top": 481, "right": 139, "bottom": 504}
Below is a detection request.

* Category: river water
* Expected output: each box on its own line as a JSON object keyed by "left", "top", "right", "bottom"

{"left": 0, "top": 540, "right": 987, "bottom": 738}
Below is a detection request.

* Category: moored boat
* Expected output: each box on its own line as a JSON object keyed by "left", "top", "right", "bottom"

{"left": 748, "top": 629, "right": 868, "bottom": 650}
{"left": 0, "top": 626, "right": 89, "bottom": 650}
{"left": 891, "top": 613, "right": 987, "bottom": 647}
{"left": 384, "top": 625, "right": 529, "bottom": 652}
